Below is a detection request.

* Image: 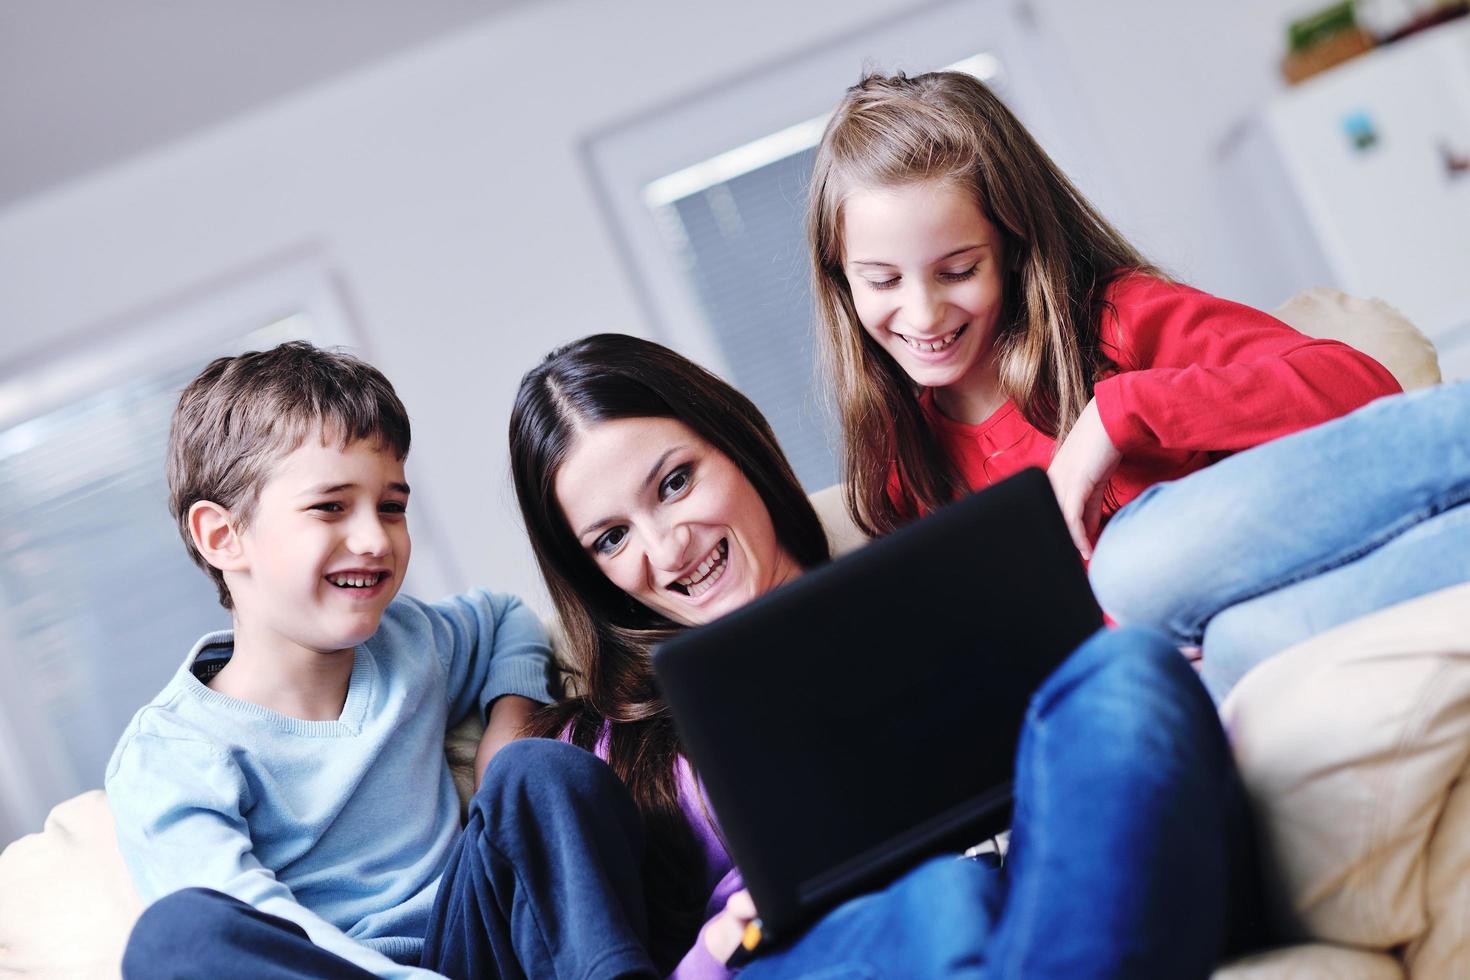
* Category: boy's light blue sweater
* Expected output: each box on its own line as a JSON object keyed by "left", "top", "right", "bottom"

{"left": 105, "top": 591, "right": 555, "bottom": 979}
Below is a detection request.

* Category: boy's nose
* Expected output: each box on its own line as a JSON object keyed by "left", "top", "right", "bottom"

{"left": 348, "top": 517, "right": 392, "bottom": 557}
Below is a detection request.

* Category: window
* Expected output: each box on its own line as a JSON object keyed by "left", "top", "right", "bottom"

{"left": 640, "top": 55, "right": 1006, "bottom": 489}
{"left": 584, "top": 0, "right": 1108, "bottom": 491}
{"left": 0, "top": 255, "right": 359, "bottom": 842}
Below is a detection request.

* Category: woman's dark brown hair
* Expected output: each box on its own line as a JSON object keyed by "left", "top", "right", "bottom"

{"left": 509, "top": 333, "right": 829, "bottom": 967}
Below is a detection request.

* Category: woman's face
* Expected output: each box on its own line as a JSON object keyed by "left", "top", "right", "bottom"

{"left": 555, "top": 416, "right": 800, "bottom": 627}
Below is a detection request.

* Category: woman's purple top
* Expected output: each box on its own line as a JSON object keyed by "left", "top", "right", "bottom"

{"left": 579, "top": 728, "right": 743, "bottom": 978}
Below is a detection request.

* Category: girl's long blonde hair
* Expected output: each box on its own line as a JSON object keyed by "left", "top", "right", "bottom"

{"left": 809, "top": 70, "right": 1157, "bottom": 535}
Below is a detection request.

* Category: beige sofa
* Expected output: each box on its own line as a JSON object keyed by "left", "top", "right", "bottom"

{"left": 2, "top": 290, "right": 1462, "bottom": 978}
{"left": 1215, "top": 583, "right": 1470, "bottom": 979}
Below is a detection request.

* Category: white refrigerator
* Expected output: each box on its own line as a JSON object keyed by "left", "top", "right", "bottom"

{"left": 1223, "top": 20, "right": 1470, "bottom": 379}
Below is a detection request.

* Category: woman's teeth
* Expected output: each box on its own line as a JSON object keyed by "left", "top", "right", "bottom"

{"left": 675, "top": 540, "right": 730, "bottom": 597}
{"left": 900, "top": 325, "right": 965, "bottom": 353}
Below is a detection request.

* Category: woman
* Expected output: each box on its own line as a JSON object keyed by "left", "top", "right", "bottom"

{"left": 417, "top": 333, "right": 1267, "bottom": 979}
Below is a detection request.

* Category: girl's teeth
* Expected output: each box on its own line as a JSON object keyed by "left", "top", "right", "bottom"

{"left": 903, "top": 328, "right": 962, "bottom": 352}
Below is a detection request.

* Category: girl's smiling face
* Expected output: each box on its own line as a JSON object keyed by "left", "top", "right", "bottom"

{"left": 554, "top": 416, "right": 801, "bottom": 627}
{"left": 842, "top": 179, "right": 1009, "bottom": 422}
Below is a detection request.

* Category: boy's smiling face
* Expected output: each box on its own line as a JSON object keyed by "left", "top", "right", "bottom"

{"left": 226, "top": 434, "right": 411, "bottom": 661}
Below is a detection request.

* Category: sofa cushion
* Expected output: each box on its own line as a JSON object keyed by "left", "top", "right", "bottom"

{"left": 0, "top": 789, "right": 139, "bottom": 979}
{"left": 807, "top": 482, "right": 867, "bottom": 557}
{"left": 1272, "top": 288, "right": 1441, "bottom": 392}
{"left": 1221, "top": 583, "right": 1470, "bottom": 962}
{"left": 1405, "top": 737, "right": 1470, "bottom": 975}
{"left": 1213, "top": 942, "right": 1403, "bottom": 980}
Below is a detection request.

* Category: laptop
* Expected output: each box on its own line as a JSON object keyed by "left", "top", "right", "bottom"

{"left": 651, "top": 467, "right": 1104, "bottom": 944}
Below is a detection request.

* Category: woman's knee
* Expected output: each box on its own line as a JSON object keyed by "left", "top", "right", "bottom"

{"left": 1036, "top": 627, "right": 1216, "bottom": 742}
{"left": 1046, "top": 626, "right": 1185, "bottom": 694}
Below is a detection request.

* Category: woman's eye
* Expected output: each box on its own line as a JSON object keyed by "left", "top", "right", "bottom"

{"left": 593, "top": 526, "right": 627, "bottom": 556}
{"left": 940, "top": 266, "right": 977, "bottom": 282}
{"left": 659, "top": 464, "right": 692, "bottom": 500}
{"left": 380, "top": 501, "right": 408, "bottom": 516}
{"left": 310, "top": 502, "right": 344, "bottom": 513}
{"left": 864, "top": 276, "right": 900, "bottom": 291}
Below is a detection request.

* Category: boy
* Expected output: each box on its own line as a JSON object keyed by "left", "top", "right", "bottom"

{"left": 106, "top": 342, "right": 556, "bottom": 978}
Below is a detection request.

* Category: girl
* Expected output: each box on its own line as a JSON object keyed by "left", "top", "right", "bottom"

{"left": 807, "top": 69, "right": 1400, "bottom": 548}
{"left": 447, "top": 333, "right": 1268, "bottom": 979}
{"left": 809, "top": 70, "right": 1470, "bottom": 698}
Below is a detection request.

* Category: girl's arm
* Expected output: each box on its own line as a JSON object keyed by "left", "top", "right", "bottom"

{"left": 1047, "top": 399, "right": 1121, "bottom": 559}
{"left": 1092, "top": 274, "right": 1401, "bottom": 456}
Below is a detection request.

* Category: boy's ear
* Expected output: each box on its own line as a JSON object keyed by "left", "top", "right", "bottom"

{"left": 189, "top": 500, "right": 247, "bottom": 572}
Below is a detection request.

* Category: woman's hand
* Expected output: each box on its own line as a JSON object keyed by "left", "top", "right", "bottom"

{"left": 703, "top": 888, "right": 758, "bottom": 964}
{"left": 1047, "top": 398, "right": 1122, "bottom": 560}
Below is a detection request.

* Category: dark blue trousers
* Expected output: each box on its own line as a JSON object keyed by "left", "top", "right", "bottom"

{"left": 123, "top": 739, "right": 661, "bottom": 980}
{"left": 126, "top": 630, "right": 1272, "bottom": 979}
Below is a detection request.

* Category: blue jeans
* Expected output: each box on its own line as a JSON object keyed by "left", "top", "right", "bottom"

{"left": 744, "top": 627, "right": 1267, "bottom": 980}
{"left": 1089, "top": 381, "right": 1470, "bottom": 700}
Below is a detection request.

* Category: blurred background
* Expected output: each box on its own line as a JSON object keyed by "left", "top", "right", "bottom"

{"left": 2, "top": 0, "right": 1467, "bottom": 847}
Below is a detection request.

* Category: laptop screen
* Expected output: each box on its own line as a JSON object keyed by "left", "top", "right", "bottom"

{"left": 654, "top": 469, "right": 1104, "bottom": 938}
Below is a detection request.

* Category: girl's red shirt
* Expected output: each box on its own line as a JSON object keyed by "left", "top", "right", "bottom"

{"left": 911, "top": 272, "right": 1401, "bottom": 519}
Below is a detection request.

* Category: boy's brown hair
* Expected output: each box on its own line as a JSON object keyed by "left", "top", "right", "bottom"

{"left": 167, "top": 341, "right": 412, "bottom": 608}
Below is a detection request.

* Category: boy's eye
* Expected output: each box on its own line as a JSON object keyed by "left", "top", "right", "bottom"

{"left": 940, "top": 266, "right": 977, "bottom": 282}
{"left": 659, "top": 464, "right": 692, "bottom": 500}
{"left": 593, "top": 526, "right": 627, "bottom": 556}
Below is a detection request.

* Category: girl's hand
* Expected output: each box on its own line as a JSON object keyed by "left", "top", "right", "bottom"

{"left": 704, "top": 889, "right": 758, "bottom": 964}
{"left": 1046, "top": 398, "right": 1122, "bottom": 560}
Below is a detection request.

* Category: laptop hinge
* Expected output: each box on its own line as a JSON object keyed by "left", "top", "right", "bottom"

{"left": 795, "top": 783, "right": 1013, "bottom": 909}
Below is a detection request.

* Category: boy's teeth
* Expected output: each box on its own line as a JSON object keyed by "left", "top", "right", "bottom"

{"left": 331, "top": 573, "right": 381, "bottom": 588}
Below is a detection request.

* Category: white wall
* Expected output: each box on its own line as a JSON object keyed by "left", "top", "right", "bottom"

{"left": 0, "top": 0, "right": 1324, "bottom": 830}
{"left": 1027, "top": 0, "right": 1315, "bottom": 304}
{"left": 0, "top": 0, "right": 1317, "bottom": 602}
{"left": 1, "top": 0, "right": 944, "bottom": 614}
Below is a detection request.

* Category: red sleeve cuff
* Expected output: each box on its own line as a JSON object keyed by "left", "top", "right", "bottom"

{"left": 1093, "top": 375, "right": 1148, "bottom": 455}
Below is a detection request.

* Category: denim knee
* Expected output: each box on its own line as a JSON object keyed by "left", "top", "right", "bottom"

{"left": 1035, "top": 627, "right": 1214, "bottom": 736}
{"left": 1089, "top": 489, "right": 1175, "bottom": 624}
{"left": 471, "top": 737, "right": 623, "bottom": 821}
{"left": 123, "top": 888, "right": 237, "bottom": 976}
{"left": 1199, "top": 602, "right": 1289, "bottom": 704}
